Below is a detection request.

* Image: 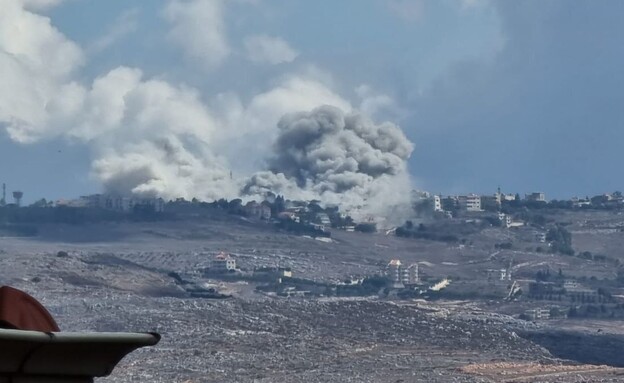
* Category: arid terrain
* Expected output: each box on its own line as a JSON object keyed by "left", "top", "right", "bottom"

{"left": 2, "top": 210, "right": 624, "bottom": 382}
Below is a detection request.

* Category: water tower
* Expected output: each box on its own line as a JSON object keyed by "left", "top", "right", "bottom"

{"left": 12, "top": 191, "right": 23, "bottom": 207}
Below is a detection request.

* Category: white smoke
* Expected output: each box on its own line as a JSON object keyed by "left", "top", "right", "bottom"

{"left": 0, "top": 0, "right": 417, "bottom": 222}
{"left": 162, "top": 0, "right": 230, "bottom": 70}
{"left": 244, "top": 106, "right": 415, "bottom": 222}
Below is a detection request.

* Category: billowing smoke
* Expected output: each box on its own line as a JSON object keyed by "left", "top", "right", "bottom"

{"left": 0, "top": 0, "right": 416, "bottom": 223}
{"left": 244, "top": 106, "right": 414, "bottom": 222}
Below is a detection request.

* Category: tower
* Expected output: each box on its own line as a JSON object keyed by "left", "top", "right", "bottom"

{"left": 12, "top": 191, "right": 23, "bottom": 207}
{"left": 0, "top": 183, "right": 5, "bottom": 206}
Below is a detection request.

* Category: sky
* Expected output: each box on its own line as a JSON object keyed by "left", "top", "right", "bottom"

{"left": 0, "top": 0, "right": 623, "bottom": 204}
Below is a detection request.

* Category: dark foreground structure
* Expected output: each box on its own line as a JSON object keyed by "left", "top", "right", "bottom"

{"left": 0, "top": 286, "right": 160, "bottom": 383}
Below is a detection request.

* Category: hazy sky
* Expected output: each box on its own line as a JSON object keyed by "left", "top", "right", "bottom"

{"left": 1, "top": 0, "right": 622, "bottom": 203}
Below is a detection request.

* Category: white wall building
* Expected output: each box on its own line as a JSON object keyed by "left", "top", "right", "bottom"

{"left": 386, "top": 260, "right": 419, "bottom": 287}
{"left": 526, "top": 192, "right": 546, "bottom": 202}
{"left": 433, "top": 195, "right": 442, "bottom": 212}
{"left": 211, "top": 252, "right": 236, "bottom": 273}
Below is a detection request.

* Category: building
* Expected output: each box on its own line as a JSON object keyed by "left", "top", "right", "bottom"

{"left": 535, "top": 232, "right": 547, "bottom": 243}
{"left": 441, "top": 196, "right": 459, "bottom": 212}
{"left": 211, "top": 252, "right": 236, "bottom": 273}
{"left": 316, "top": 212, "right": 331, "bottom": 225}
{"left": 524, "top": 308, "right": 551, "bottom": 320}
{"left": 498, "top": 213, "right": 513, "bottom": 228}
{"left": 245, "top": 201, "right": 271, "bottom": 220}
{"left": 405, "top": 263, "right": 419, "bottom": 285}
{"left": 526, "top": 192, "right": 546, "bottom": 202}
{"left": 487, "top": 268, "right": 511, "bottom": 281}
{"left": 571, "top": 197, "right": 591, "bottom": 208}
{"left": 500, "top": 268, "right": 511, "bottom": 281}
{"left": 458, "top": 194, "right": 482, "bottom": 212}
{"left": 79, "top": 194, "right": 165, "bottom": 213}
{"left": 386, "top": 260, "right": 419, "bottom": 287}
{"left": 481, "top": 194, "right": 502, "bottom": 211}
{"left": 433, "top": 195, "right": 442, "bottom": 212}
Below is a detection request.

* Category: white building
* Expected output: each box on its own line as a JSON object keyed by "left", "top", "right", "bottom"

{"left": 211, "top": 252, "right": 236, "bottom": 273}
{"left": 79, "top": 194, "right": 165, "bottom": 213}
{"left": 535, "top": 232, "right": 547, "bottom": 243}
{"left": 386, "top": 260, "right": 419, "bottom": 287}
{"left": 498, "top": 213, "right": 512, "bottom": 228}
{"left": 433, "top": 195, "right": 442, "bottom": 212}
{"left": 316, "top": 213, "right": 331, "bottom": 225}
{"left": 526, "top": 192, "right": 546, "bottom": 202}
{"left": 500, "top": 268, "right": 511, "bottom": 281}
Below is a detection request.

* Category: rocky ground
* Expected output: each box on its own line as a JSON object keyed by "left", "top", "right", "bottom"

{"left": 1, "top": 213, "right": 624, "bottom": 382}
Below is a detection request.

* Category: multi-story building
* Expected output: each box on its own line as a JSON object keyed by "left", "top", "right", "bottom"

{"left": 211, "top": 252, "right": 237, "bottom": 273}
{"left": 458, "top": 194, "right": 482, "bottom": 212}
{"left": 498, "top": 213, "right": 512, "bottom": 228}
{"left": 316, "top": 213, "right": 331, "bottom": 225}
{"left": 386, "top": 260, "right": 419, "bottom": 287}
{"left": 432, "top": 195, "right": 442, "bottom": 212}
{"left": 535, "top": 232, "right": 547, "bottom": 243}
{"left": 79, "top": 194, "right": 165, "bottom": 213}
{"left": 245, "top": 201, "right": 272, "bottom": 220}
{"left": 526, "top": 192, "right": 546, "bottom": 202}
{"left": 481, "top": 194, "right": 502, "bottom": 211}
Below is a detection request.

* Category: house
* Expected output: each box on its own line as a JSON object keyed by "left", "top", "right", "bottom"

{"left": 524, "top": 308, "right": 551, "bottom": 320}
{"left": 535, "top": 232, "right": 547, "bottom": 243}
{"left": 571, "top": 197, "right": 591, "bottom": 208}
{"left": 481, "top": 194, "right": 501, "bottom": 211}
{"left": 526, "top": 192, "right": 546, "bottom": 202}
{"left": 386, "top": 259, "right": 404, "bottom": 288}
{"left": 500, "top": 268, "right": 511, "bottom": 281}
{"left": 433, "top": 195, "right": 443, "bottom": 212}
{"left": 316, "top": 212, "right": 331, "bottom": 225}
{"left": 245, "top": 201, "right": 271, "bottom": 220}
{"left": 78, "top": 194, "right": 165, "bottom": 213}
{"left": 211, "top": 252, "right": 236, "bottom": 273}
{"left": 498, "top": 213, "right": 512, "bottom": 228}
{"left": 458, "top": 194, "right": 482, "bottom": 212}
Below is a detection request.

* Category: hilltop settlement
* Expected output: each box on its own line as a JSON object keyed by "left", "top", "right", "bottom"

{"left": 3, "top": 185, "right": 624, "bottom": 381}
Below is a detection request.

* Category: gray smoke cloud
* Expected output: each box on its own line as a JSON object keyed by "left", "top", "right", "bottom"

{"left": 244, "top": 105, "right": 415, "bottom": 222}
{"left": 0, "top": 1, "right": 417, "bottom": 224}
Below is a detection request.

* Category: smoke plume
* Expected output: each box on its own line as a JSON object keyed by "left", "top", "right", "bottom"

{"left": 244, "top": 106, "right": 414, "bottom": 221}
{"left": 0, "top": 1, "right": 416, "bottom": 222}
